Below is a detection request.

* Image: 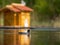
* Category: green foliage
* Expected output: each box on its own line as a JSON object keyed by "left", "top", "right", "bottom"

{"left": 32, "top": 0, "right": 60, "bottom": 21}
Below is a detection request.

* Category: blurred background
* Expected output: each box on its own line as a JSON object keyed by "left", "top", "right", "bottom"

{"left": 0, "top": 0, "right": 60, "bottom": 45}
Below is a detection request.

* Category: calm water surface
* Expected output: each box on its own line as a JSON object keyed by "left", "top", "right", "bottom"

{"left": 0, "top": 30, "right": 60, "bottom": 45}
{"left": 31, "top": 30, "right": 60, "bottom": 45}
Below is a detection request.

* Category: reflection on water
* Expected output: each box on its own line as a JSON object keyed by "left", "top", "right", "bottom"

{"left": 0, "top": 30, "right": 3, "bottom": 45}
{"left": 0, "top": 30, "right": 60, "bottom": 45}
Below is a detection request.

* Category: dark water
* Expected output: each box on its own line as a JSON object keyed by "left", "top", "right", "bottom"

{"left": 0, "top": 30, "right": 60, "bottom": 45}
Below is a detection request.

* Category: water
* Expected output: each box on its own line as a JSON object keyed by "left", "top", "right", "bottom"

{"left": 0, "top": 30, "right": 60, "bottom": 45}
{"left": 31, "top": 30, "right": 60, "bottom": 45}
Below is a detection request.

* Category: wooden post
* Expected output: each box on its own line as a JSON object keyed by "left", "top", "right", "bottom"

{"left": 14, "top": 13, "right": 17, "bottom": 45}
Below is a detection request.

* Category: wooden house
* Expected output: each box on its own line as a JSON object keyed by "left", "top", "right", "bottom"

{"left": 0, "top": 3, "right": 33, "bottom": 45}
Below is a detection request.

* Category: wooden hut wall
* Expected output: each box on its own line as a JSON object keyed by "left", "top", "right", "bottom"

{"left": 4, "top": 11, "right": 16, "bottom": 45}
{"left": 4, "top": 11, "right": 14, "bottom": 26}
